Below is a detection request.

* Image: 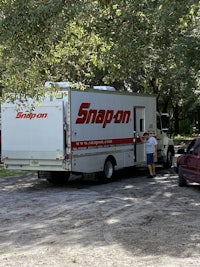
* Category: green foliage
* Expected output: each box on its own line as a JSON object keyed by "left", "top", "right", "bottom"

{"left": 0, "top": 0, "right": 79, "bottom": 99}
{"left": 173, "top": 135, "right": 194, "bottom": 141}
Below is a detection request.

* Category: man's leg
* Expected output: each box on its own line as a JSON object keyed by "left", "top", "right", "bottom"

{"left": 147, "top": 164, "right": 154, "bottom": 176}
{"left": 147, "top": 153, "right": 154, "bottom": 177}
{"left": 152, "top": 163, "right": 156, "bottom": 176}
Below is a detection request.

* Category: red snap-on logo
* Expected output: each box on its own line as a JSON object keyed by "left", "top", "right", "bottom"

{"left": 16, "top": 112, "right": 48, "bottom": 119}
{"left": 76, "top": 103, "right": 131, "bottom": 128}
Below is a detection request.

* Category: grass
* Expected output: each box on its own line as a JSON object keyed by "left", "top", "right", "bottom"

{"left": 0, "top": 165, "right": 35, "bottom": 178}
{"left": 173, "top": 135, "right": 195, "bottom": 141}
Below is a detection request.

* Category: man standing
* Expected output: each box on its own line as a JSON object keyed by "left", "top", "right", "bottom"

{"left": 143, "top": 132, "right": 158, "bottom": 178}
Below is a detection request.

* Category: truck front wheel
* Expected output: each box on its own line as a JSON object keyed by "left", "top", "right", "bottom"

{"left": 164, "top": 147, "right": 174, "bottom": 169}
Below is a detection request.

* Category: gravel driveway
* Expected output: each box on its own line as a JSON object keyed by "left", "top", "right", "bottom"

{"left": 0, "top": 167, "right": 200, "bottom": 267}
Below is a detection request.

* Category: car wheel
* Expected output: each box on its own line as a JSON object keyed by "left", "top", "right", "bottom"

{"left": 178, "top": 166, "right": 187, "bottom": 187}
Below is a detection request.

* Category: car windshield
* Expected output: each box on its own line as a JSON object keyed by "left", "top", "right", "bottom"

{"left": 186, "top": 139, "right": 196, "bottom": 153}
{"left": 186, "top": 138, "right": 200, "bottom": 155}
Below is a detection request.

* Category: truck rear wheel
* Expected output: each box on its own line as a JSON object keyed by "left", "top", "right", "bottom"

{"left": 48, "top": 171, "right": 70, "bottom": 184}
{"left": 102, "top": 159, "right": 115, "bottom": 182}
{"left": 38, "top": 171, "right": 70, "bottom": 184}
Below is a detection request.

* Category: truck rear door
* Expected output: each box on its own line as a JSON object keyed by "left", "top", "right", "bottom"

{"left": 2, "top": 101, "right": 66, "bottom": 170}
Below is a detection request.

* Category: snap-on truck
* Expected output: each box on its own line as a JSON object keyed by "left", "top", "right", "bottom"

{"left": 1, "top": 82, "right": 174, "bottom": 183}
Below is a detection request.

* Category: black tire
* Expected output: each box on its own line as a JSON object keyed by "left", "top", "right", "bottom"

{"left": 164, "top": 148, "right": 174, "bottom": 169}
{"left": 46, "top": 171, "right": 70, "bottom": 184}
{"left": 178, "top": 166, "right": 187, "bottom": 187}
{"left": 102, "top": 159, "right": 115, "bottom": 182}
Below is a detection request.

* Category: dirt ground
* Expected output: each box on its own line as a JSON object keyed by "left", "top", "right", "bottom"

{"left": 0, "top": 164, "right": 200, "bottom": 267}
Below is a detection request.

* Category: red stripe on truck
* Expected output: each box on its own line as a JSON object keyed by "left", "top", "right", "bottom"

{"left": 71, "top": 138, "right": 134, "bottom": 148}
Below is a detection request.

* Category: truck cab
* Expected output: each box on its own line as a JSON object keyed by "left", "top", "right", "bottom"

{"left": 156, "top": 112, "right": 175, "bottom": 168}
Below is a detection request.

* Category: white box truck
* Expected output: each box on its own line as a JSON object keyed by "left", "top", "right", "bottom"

{"left": 1, "top": 82, "right": 174, "bottom": 183}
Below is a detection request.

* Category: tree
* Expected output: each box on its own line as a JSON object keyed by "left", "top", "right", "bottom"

{"left": 0, "top": 0, "right": 200, "bottom": 135}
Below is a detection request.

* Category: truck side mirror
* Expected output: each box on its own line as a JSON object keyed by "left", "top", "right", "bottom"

{"left": 161, "top": 113, "right": 170, "bottom": 132}
{"left": 177, "top": 148, "right": 185, "bottom": 154}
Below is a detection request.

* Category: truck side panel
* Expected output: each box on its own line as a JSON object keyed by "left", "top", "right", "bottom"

{"left": 69, "top": 90, "right": 156, "bottom": 173}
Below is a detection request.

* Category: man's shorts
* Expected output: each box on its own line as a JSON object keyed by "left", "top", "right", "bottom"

{"left": 147, "top": 153, "right": 154, "bottom": 165}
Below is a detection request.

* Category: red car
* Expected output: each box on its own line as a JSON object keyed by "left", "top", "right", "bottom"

{"left": 177, "top": 137, "right": 200, "bottom": 186}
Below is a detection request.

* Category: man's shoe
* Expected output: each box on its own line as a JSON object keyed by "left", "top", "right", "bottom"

{"left": 147, "top": 175, "right": 154, "bottom": 178}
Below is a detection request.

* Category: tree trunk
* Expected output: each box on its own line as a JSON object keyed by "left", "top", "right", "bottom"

{"left": 173, "top": 103, "right": 179, "bottom": 135}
